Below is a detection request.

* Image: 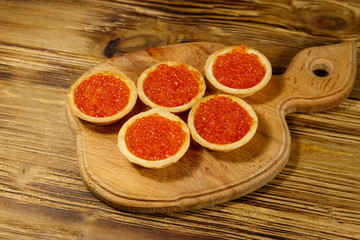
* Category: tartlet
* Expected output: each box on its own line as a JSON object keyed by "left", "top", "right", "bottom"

{"left": 204, "top": 45, "right": 272, "bottom": 98}
{"left": 137, "top": 61, "right": 206, "bottom": 113}
{"left": 188, "top": 94, "right": 258, "bottom": 152}
{"left": 118, "top": 108, "right": 190, "bottom": 169}
{"left": 67, "top": 70, "right": 137, "bottom": 125}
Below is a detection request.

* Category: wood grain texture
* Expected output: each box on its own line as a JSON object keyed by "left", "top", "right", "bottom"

{"left": 66, "top": 41, "right": 356, "bottom": 213}
{"left": 1, "top": 0, "right": 360, "bottom": 239}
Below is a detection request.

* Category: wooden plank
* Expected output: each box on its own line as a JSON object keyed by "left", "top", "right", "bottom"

{"left": 1, "top": 76, "right": 358, "bottom": 238}
{"left": 0, "top": 84, "right": 359, "bottom": 237}
{"left": 0, "top": 0, "right": 359, "bottom": 238}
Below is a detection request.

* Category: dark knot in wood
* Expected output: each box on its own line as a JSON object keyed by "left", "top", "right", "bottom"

{"left": 307, "top": 14, "right": 347, "bottom": 32}
{"left": 104, "top": 38, "right": 120, "bottom": 58}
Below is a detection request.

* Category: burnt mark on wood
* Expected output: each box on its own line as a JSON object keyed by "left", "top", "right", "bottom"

{"left": 104, "top": 38, "right": 120, "bottom": 58}
{"left": 104, "top": 35, "right": 169, "bottom": 58}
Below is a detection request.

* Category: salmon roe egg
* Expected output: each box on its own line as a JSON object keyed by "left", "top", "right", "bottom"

{"left": 125, "top": 114, "right": 186, "bottom": 160}
{"left": 194, "top": 95, "right": 253, "bottom": 144}
{"left": 212, "top": 45, "right": 266, "bottom": 89}
{"left": 74, "top": 73, "right": 130, "bottom": 118}
{"left": 143, "top": 64, "right": 200, "bottom": 107}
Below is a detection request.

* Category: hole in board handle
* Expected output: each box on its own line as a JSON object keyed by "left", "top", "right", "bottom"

{"left": 313, "top": 68, "right": 329, "bottom": 77}
{"left": 307, "top": 58, "right": 336, "bottom": 78}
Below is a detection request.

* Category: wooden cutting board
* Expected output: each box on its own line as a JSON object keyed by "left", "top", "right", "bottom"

{"left": 66, "top": 41, "right": 356, "bottom": 213}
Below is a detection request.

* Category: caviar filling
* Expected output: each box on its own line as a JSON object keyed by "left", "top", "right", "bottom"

{"left": 74, "top": 73, "right": 130, "bottom": 118}
{"left": 143, "top": 64, "right": 200, "bottom": 107}
{"left": 212, "top": 45, "right": 266, "bottom": 89}
{"left": 125, "top": 114, "right": 186, "bottom": 161}
{"left": 194, "top": 96, "right": 253, "bottom": 145}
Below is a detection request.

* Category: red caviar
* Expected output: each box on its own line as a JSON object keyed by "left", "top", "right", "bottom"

{"left": 74, "top": 73, "right": 130, "bottom": 118}
{"left": 143, "top": 64, "right": 200, "bottom": 107}
{"left": 194, "top": 96, "right": 253, "bottom": 144}
{"left": 125, "top": 114, "right": 186, "bottom": 160}
{"left": 212, "top": 45, "right": 266, "bottom": 89}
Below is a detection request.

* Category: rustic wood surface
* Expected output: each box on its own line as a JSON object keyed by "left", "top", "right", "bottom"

{"left": 66, "top": 41, "right": 356, "bottom": 214}
{"left": 1, "top": 0, "right": 359, "bottom": 239}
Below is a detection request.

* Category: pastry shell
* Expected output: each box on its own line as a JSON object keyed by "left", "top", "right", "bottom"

{"left": 204, "top": 46, "right": 272, "bottom": 98}
{"left": 118, "top": 108, "right": 191, "bottom": 169}
{"left": 188, "top": 94, "right": 258, "bottom": 152}
{"left": 137, "top": 61, "right": 206, "bottom": 113}
{"left": 67, "top": 70, "right": 137, "bottom": 125}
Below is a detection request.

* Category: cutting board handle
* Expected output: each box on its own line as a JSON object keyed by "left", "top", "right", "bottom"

{"left": 252, "top": 41, "right": 356, "bottom": 115}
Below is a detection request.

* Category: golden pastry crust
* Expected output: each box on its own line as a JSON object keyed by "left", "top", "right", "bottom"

{"left": 204, "top": 45, "right": 272, "bottom": 98}
{"left": 188, "top": 94, "right": 258, "bottom": 152}
{"left": 137, "top": 61, "right": 206, "bottom": 113}
{"left": 67, "top": 70, "right": 137, "bottom": 125}
{"left": 118, "top": 108, "right": 190, "bottom": 169}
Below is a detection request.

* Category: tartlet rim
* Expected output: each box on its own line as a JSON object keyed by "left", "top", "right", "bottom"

{"left": 137, "top": 61, "right": 206, "bottom": 113}
{"left": 118, "top": 108, "right": 191, "bottom": 169}
{"left": 67, "top": 70, "right": 138, "bottom": 125}
{"left": 187, "top": 94, "right": 258, "bottom": 152}
{"left": 204, "top": 45, "right": 272, "bottom": 98}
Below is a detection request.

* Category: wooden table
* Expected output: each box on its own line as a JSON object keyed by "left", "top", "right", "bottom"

{"left": 1, "top": 1, "right": 359, "bottom": 239}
